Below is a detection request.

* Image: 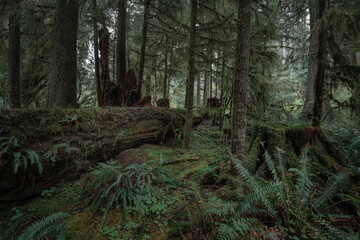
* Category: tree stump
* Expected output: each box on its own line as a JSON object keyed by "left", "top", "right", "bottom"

{"left": 206, "top": 98, "right": 220, "bottom": 108}
{"left": 157, "top": 98, "right": 170, "bottom": 108}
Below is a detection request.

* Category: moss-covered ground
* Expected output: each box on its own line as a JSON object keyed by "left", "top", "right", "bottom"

{"left": 0, "top": 124, "right": 235, "bottom": 239}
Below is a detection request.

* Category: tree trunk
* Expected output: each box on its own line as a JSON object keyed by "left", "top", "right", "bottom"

{"left": 183, "top": 0, "right": 197, "bottom": 149}
{"left": 49, "top": 0, "right": 79, "bottom": 108}
{"left": 92, "top": 0, "right": 101, "bottom": 106}
{"left": 203, "top": 72, "right": 208, "bottom": 105}
{"left": 304, "top": 0, "right": 318, "bottom": 120}
{"left": 209, "top": 65, "right": 213, "bottom": 98}
{"left": 137, "top": 0, "right": 150, "bottom": 101}
{"left": 197, "top": 72, "right": 201, "bottom": 105}
{"left": 231, "top": 0, "right": 251, "bottom": 161}
{"left": 116, "top": 0, "right": 127, "bottom": 88}
{"left": 8, "top": 0, "right": 21, "bottom": 108}
{"left": 163, "top": 36, "right": 168, "bottom": 99}
{"left": 312, "top": 0, "right": 327, "bottom": 127}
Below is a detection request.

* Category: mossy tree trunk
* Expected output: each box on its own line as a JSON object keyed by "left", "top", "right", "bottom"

{"left": 137, "top": 0, "right": 150, "bottom": 101}
{"left": 163, "top": 35, "right": 168, "bottom": 99}
{"left": 231, "top": 0, "right": 251, "bottom": 162}
{"left": 8, "top": 0, "right": 21, "bottom": 108}
{"left": 92, "top": 0, "right": 101, "bottom": 106}
{"left": 116, "top": 0, "right": 127, "bottom": 88}
{"left": 183, "top": 0, "right": 197, "bottom": 149}
{"left": 312, "top": 0, "right": 327, "bottom": 127}
{"left": 197, "top": 72, "right": 201, "bottom": 105}
{"left": 304, "top": 0, "right": 318, "bottom": 120}
{"left": 48, "top": 0, "right": 79, "bottom": 108}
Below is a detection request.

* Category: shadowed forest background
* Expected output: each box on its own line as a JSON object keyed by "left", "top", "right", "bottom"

{"left": 0, "top": 0, "right": 360, "bottom": 239}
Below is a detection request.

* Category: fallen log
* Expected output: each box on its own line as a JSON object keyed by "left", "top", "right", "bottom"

{"left": 0, "top": 107, "right": 207, "bottom": 207}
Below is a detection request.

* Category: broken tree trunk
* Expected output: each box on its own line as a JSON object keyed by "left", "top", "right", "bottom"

{"left": 245, "top": 123, "right": 348, "bottom": 180}
{"left": 0, "top": 107, "right": 208, "bottom": 207}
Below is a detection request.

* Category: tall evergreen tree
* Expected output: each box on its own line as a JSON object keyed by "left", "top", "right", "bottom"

{"left": 116, "top": 0, "right": 127, "bottom": 88}
{"left": 232, "top": 0, "right": 251, "bottom": 161}
{"left": 304, "top": 0, "right": 318, "bottom": 120}
{"left": 137, "top": 0, "right": 150, "bottom": 101}
{"left": 48, "top": 0, "right": 79, "bottom": 108}
{"left": 8, "top": 0, "right": 21, "bottom": 108}
{"left": 312, "top": 0, "right": 327, "bottom": 127}
{"left": 183, "top": 0, "right": 197, "bottom": 149}
{"left": 92, "top": 0, "right": 101, "bottom": 106}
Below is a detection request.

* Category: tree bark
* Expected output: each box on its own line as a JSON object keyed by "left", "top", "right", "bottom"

{"left": 8, "top": 0, "right": 21, "bottom": 108}
{"left": 116, "top": 0, "right": 127, "bottom": 88}
{"left": 92, "top": 0, "right": 101, "bottom": 106}
{"left": 49, "top": 0, "right": 79, "bottom": 108}
{"left": 137, "top": 0, "right": 150, "bottom": 101}
{"left": 312, "top": 0, "right": 327, "bottom": 127}
{"left": 183, "top": 0, "right": 197, "bottom": 149}
{"left": 197, "top": 72, "right": 201, "bottom": 105}
{"left": 163, "top": 36, "right": 168, "bottom": 99}
{"left": 231, "top": 0, "right": 251, "bottom": 162}
{"left": 203, "top": 72, "right": 208, "bottom": 105}
{"left": 304, "top": 0, "right": 318, "bottom": 120}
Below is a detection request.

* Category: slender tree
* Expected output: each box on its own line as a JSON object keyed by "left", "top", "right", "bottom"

{"left": 197, "top": 72, "right": 201, "bottom": 105}
{"left": 48, "top": 0, "right": 79, "bottom": 108}
{"left": 8, "top": 0, "right": 21, "bottom": 108}
{"left": 312, "top": 0, "right": 327, "bottom": 127}
{"left": 183, "top": 0, "right": 197, "bottom": 149}
{"left": 92, "top": 0, "right": 101, "bottom": 106}
{"left": 116, "top": 0, "right": 127, "bottom": 87}
{"left": 137, "top": 0, "right": 150, "bottom": 101}
{"left": 231, "top": 0, "right": 251, "bottom": 161}
{"left": 304, "top": 0, "right": 318, "bottom": 119}
{"left": 163, "top": 36, "right": 168, "bottom": 99}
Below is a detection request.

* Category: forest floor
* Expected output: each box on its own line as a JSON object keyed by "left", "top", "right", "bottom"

{"left": 0, "top": 124, "right": 234, "bottom": 239}
{"left": 1, "top": 119, "right": 359, "bottom": 239}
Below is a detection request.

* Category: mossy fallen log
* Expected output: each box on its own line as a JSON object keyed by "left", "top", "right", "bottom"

{"left": 0, "top": 107, "right": 207, "bottom": 207}
{"left": 246, "top": 123, "right": 348, "bottom": 179}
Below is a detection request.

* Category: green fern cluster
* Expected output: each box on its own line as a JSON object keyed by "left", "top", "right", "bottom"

{"left": 1, "top": 210, "right": 69, "bottom": 240}
{"left": 204, "top": 148, "right": 354, "bottom": 240}
{"left": 0, "top": 137, "right": 43, "bottom": 174}
{"left": 83, "top": 159, "right": 175, "bottom": 228}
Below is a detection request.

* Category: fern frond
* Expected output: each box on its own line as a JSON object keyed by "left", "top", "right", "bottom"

{"left": 237, "top": 182, "right": 281, "bottom": 215}
{"left": 264, "top": 150, "right": 279, "bottom": 182}
{"left": 292, "top": 148, "right": 313, "bottom": 212}
{"left": 234, "top": 160, "right": 263, "bottom": 192}
{"left": 216, "top": 218, "right": 257, "bottom": 240}
{"left": 16, "top": 212, "right": 69, "bottom": 240}
{"left": 313, "top": 172, "right": 347, "bottom": 209}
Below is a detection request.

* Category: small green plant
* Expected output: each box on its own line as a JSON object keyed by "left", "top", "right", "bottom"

{"left": 0, "top": 137, "right": 43, "bottom": 175}
{"left": 83, "top": 159, "right": 175, "bottom": 228}
{"left": 41, "top": 187, "right": 58, "bottom": 198}
{"left": 100, "top": 226, "right": 120, "bottom": 240}
{"left": 44, "top": 142, "right": 80, "bottom": 164}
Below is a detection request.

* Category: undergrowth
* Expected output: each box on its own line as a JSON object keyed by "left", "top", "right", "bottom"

{"left": 202, "top": 148, "right": 358, "bottom": 240}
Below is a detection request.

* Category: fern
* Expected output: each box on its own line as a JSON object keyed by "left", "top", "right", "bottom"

{"left": 14, "top": 212, "right": 69, "bottom": 240}
{"left": 0, "top": 137, "right": 42, "bottom": 175}
{"left": 84, "top": 160, "right": 175, "bottom": 228}
{"left": 203, "top": 197, "right": 235, "bottom": 218}
{"left": 313, "top": 172, "right": 347, "bottom": 209}
{"left": 290, "top": 148, "right": 313, "bottom": 212}
{"left": 216, "top": 218, "right": 257, "bottom": 240}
